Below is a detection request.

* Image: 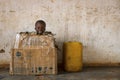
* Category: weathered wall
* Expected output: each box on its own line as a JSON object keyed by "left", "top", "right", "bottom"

{"left": 0, "top": 0, "right": 120, "bottom": 65}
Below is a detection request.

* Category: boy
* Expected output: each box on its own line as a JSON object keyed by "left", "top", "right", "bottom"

{"left": 35, "top": 20, "right": 59, "bottom": 49}
{"left": 35, "top": 20, "right": 46, "bottom": 35}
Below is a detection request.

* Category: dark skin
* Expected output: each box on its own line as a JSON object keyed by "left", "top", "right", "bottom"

{"left": 35, "top": 23, "right": 45, "bottom": 34}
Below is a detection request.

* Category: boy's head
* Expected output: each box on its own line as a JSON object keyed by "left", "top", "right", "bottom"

{"left": 35, "top": 20, "right": 46, "bottom": 34}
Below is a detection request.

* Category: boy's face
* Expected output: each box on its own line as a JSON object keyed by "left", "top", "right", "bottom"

{"left": 35, "top": 23, "right": 45, "bottom": 34}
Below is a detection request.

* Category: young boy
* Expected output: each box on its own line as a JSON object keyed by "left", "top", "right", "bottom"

{"left": 35, "top": 20, "right": 59, "bottom": 49}
{"left": 35, "top": 20, "right": 46, "bottom": 35}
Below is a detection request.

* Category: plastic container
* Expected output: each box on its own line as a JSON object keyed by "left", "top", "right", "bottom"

{"left": 63, "top": 41, "right": 83, "bottom": 72}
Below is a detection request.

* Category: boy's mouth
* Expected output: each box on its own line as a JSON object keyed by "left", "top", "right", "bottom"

{"left": 37, "top": 31, "right": 43, "bottom": 35}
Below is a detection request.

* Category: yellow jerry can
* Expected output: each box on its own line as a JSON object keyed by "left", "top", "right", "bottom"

{"left": 63, "top": 42, "right": 83, "bottom": 72}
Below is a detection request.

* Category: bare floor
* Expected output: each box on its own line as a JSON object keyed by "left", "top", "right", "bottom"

{"left": 0, "top": 67, "right": 120, "bottom": 80}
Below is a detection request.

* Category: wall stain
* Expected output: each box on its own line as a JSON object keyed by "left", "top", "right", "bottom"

{"left": 84, "top": 63, "right": 120, "bottom": 67}
{"left": 93, "top": 8, "right": 98, "bottom": 12}
{"left": 0, "top": 49, "right": 5, "bottom": 53}
{"left": 9, "top": 10, "right": 16, "bottom": 12}
{"left": 51, "top": 0, "right": 55, "bottom": 3}
{"left": 42, "top": 6, "right": 53, "bottom": 13}
{"left": 0, "top": 64, "right": 9, "bottom": 69}
{"left": 0, "top": 20, "right": 5, "bottom": 22}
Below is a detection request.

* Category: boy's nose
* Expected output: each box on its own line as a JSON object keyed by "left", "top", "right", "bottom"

{"left": 38, "top": 27, "right": 41, "bottom": 30}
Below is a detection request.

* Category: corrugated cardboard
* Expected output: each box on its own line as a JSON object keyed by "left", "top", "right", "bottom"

{"left": 10, "top": 32, "right": 57, "bottom": 75}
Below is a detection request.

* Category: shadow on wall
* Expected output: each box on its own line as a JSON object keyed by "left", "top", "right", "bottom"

{"left": 56, "top": 41, "right": 63, "bottom": 63}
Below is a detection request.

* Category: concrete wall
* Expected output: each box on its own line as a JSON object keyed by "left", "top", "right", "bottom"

{"left": 0, "top": 0, "right": 120, "bottom": 66}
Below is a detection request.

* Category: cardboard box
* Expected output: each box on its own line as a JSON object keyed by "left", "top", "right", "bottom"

{"left": 10, "top": 32, "right": 57, "bottom": 75}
